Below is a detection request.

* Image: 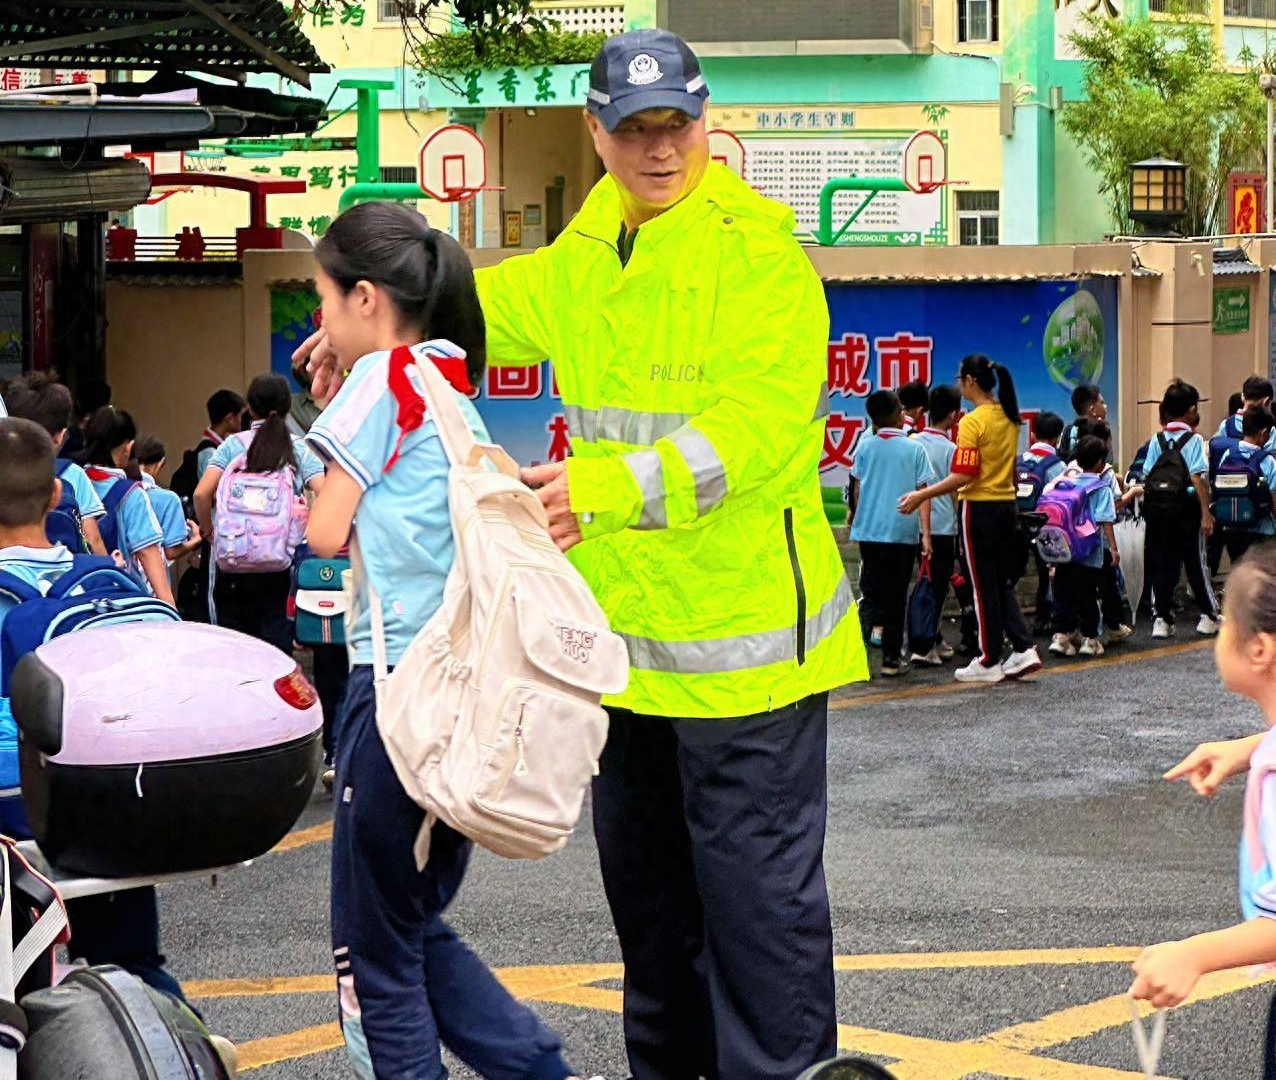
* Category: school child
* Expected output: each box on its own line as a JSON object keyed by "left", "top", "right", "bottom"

{"left": 1132, "top": 546, "right": 1276, "bottom": 1039}
{"left": 910, "top": 385, "right": 962, "bottom": 665}
{"left": 1218, "top": 375, "right": 1276, "bottom": 447}
{"left": 2, "top": 372, "right": 108, "bottom": 557}
{"left": 301, "top": 203, "right": 581, "bottom": 1079}
{"left": 79, "top": 407, "right": 175, "bottom": 605}
{"left": 1044, "top": 436, "right": 1119, "bottom": 658}
{"left": 898, "top": 379, "right": 930, "bottom": 434}
{"left": 134, "top": 435, "right": 202, "bottom": 566}
{"left": 193, "top": 374, "right": 324, "bottom": 657}
{"left": 849, "top": 390, "right": 935, "bottom": 676}
{"left": 0, "top": 418, "right": 194, "bottom": 1009}
{"left": 901, "top": 354, "right": 1042, "bottom": 683}
{"left": 1015, "top": 411, "right": 1067, "bottom": 635}
{"left": 1208, "top": 404, "right": 1276, "bottom": 568}
{"left": 1141, "top": 379, "right": 1220, "bottom": 639}
{"left": 1060, "top": 384, "right": 1107, "bottom": 462}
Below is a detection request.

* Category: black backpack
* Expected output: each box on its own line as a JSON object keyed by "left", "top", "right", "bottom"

{"left": 168, "top": 437, "right": 215, "bottom": 501}
{"left": 1142, "top": 432, "right": 1194, "bottom": 518}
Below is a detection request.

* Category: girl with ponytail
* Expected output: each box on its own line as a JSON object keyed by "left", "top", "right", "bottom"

{"left": 193, "top": 372, "right": 326, "bottom": 653}
{"left": 299, "top": 202, "right": 583, "bottom": 1080}
{"left": 899, "top": 354, "right": 1040, "bottom": 683}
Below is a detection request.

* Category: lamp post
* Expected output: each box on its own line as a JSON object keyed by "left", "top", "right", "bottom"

{"left": 1262, "top": 73, "right": 1276, "bottom": 232}
{"left": 1128, "top": 157, "right": 1188, "bottom": 236}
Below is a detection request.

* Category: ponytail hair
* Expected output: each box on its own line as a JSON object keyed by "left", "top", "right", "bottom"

{"left": 958, "top": 353, "right": 1021, "bottom": 426}
{"left": 316, "top": 201, "right": 486, "bottom": 386}
{"left": 243, "top": 373, "right": 297, "bottom": 475}
{"left": 82, "top": 406, "right": 137, "bottom": 467}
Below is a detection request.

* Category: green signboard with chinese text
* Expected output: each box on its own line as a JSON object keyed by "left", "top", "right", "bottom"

{"left": 1214, "top": 287, "right": 1251, "bottom": 335}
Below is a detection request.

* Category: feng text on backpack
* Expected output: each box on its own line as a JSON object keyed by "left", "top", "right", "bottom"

{"left": 1209, "top": 437, "right": 1273, "bottom": 528}
{"left": 1141, "top": 433, "right": 1194, "bottom": 519}
{"left": 212, "top": 431, "right": 308, "bottom": 573}
{"left": 359, "top": 345, "right": 629, "bottom": 869}
{"left": 1034, "top": 474, "right": 1107, "bottom": 565}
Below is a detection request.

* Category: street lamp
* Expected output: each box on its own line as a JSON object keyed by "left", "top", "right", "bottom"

{"left": 1128, "top": 157, "right": 1188, "bottom": 235}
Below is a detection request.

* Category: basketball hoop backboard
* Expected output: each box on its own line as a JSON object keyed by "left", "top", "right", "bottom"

{"left": 419, "top": 124, "right": 487, "bottom": 202}
{"left": 123, "top": 151, "right": 190, "bottom": 205}
{"left": 708, "top": 129, "right": 746, "bottom": 181}
{"left": 903, "top": 131, "right": 946, "bottom": 195}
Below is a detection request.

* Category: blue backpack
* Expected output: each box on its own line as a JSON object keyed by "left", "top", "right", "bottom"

{"left": 1223, "top": 414, "right": 1244, "bottom": 441}
{"left": 1015, "top": 451, "right": 1063, "bottom": 512}
{"left": 1034, "top": 474, "right": 1107, "bottom": 565}
{"left": 0, "top": 556, "right": 179, "bottom": 695}
{"left": 85, "top": 473, "right": 143, "bottom": 556}
{"left": 1209, "top": 436, "right": 1273, "bottom": 528}
{"left": 45, "top": 461, "right": 88, "bottom": 554}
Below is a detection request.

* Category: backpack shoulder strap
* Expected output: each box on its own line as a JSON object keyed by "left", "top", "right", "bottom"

{"left": 1172, "top": 432, "right": 1194, "bottom": 452}
{"left": 100, "top": 478, "right": 140, "bottom": 516}
{"left": 407, "top": 347, "right": 482, "bottom": 468}
{"left": 43, "top": 555, "right": 139, "bottom": 599}
{"left": 0, "top": 570, "right": 41, "bottom": 605}
{"left": 1156, "top": 432, "right": 1172, "bottom": 454}
{"left": 53, "top": 459, "right": 72, "bottom": 479}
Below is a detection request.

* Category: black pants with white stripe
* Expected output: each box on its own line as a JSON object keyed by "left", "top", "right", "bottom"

{"left": 1145, "top": 509, "right": 1218, "bottom": 623}
{"left": 960, "top": 500, "right": 1034, "bottom": 667}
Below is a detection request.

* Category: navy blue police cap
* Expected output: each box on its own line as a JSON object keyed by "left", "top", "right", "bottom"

{"left": 585, "top": 29, "right": 710, "bottom": 132}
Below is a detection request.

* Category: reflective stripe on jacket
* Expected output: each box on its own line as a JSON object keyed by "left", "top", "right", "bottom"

{"left": 475, "top": 164, "right": 868, "bottom": 717}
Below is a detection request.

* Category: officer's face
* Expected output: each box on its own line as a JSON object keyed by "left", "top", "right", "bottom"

{"left": 586, "top": 107, "right": 710, "bottom": 212}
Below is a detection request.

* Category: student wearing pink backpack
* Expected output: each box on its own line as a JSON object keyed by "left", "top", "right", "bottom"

{"left": 193, "top": 374, "right": 324, "bottom": 654}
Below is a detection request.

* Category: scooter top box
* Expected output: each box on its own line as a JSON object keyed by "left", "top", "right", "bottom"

{"left": 11, "top": 622, "right": 319, "bottom": 765}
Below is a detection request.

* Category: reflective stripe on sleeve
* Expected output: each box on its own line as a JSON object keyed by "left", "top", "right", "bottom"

{"left": 670, "top": 425, "right": 727, "bottom": 517}
{"left": 620, "top": 575, "right": 854, "bottom": 674}
{"left": 566, "top": 404, "right": 691, "bottom": 445}
{"left": 623, "top": 449, "right": 666, "bottom": 529}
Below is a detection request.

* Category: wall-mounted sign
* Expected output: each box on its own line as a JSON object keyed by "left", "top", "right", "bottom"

{"left": 1214, "top": 287, "right": 1251, "bottom": 335}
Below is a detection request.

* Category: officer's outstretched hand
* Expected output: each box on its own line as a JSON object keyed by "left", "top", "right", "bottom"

{"left": 522, "top": 462, "right": 582, "bottom": 552}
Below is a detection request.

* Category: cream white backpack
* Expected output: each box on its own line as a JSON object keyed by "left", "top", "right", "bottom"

{"left": 356, "top": 350, "right": 628, "bottom": 869}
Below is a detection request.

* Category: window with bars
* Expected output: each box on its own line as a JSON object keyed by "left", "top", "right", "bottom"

{"left": 380, "top": 166, "right": 418, "bottom": 184}
{"left": 1149, "top": 0, "right": 1212, "bottom": 12}
{"left": 379, "top": 0, "right": 424, "bottom": 22}
{"left": 533, "top": 3, "right": 627, "bottom": 34}
{"left": 957, "top": 0, "right": 998, "bottom": 42}
{"left": 957, "top": 191, "right": 999, "bottom": 246}
{"left": 1223, "top": 0, "right": 1276, "bottom": 17}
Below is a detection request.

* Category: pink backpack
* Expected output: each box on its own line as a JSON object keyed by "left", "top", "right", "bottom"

{"left": 213, "top": 431, "right": 308, "bottom": 573}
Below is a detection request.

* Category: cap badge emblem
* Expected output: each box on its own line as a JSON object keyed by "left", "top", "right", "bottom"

{"left": 627, "top": 54, "right": 662, "bottom": 86}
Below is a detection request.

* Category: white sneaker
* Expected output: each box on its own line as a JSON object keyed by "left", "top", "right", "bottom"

{"left": 1105, "top": 624, "right": 1134, "bottom": 644}
{"left": 1048, "top": 633, "right": 1077, "bottom": 657}
{"left": 955, "top": 659, "right": 1005, "bottom": 684}
{"left": 1002, "top": 646, "right": 1043, "bottom": 679}
{"left": 1079, "top": 637, "right": 1105, "bottom": 657}
{"left": 1197, "top": 615, "right": 1221, "bottom": 636}
{"left": 937, "top": 640, "right": 954, "bottom": 660}
{"left": 910, "top": 647, "right": 945, "bottom": 667}
{"left": 1152, "top": 618, "right": 1174, "bottom": 639}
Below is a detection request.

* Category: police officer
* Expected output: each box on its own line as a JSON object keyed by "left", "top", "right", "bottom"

{"left": 301, "top": 29, "right": 867, "bottom": 1079}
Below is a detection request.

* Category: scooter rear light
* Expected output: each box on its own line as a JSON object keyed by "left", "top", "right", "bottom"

{"left": 274, "top": 667, "right": 319, "bottom": 710}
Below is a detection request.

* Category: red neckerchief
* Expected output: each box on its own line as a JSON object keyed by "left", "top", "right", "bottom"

{"left": 385, "top": 344, "right": 475, "bottom": 474}
{"left": 85, "top": 466, "right": 123, "bottom": 483}
{"left": 1164, "top": 422, "right": 1193, "bottom": 433}
{"left": 1025, "top": 443, "right": 1057, "bottom": 458}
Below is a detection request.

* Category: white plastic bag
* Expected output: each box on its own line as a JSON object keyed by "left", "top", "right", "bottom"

{"left": 1114, "top": 516, "right": 1146, "bottom": 625}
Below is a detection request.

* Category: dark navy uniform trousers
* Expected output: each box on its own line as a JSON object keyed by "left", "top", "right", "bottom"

{"left": 593, "top": 692, "right": 837, "bottom": 1080}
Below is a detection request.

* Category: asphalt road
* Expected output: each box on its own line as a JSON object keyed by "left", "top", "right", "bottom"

{"left": 155, "top": 624, "right": 1270, "bottom": 1080}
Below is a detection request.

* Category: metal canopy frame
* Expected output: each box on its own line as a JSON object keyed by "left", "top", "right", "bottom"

{"left": 0, "top": 1, "right": 328, "bottom": 87}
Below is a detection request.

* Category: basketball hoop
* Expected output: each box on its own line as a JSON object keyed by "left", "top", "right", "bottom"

{"left": 902, "top": 131, "right": 947, "bottom": 195}
{"left": 418, "top": 124, "right": 498, "bottom": 203}
{"left": 125, "top": 151, "right": 194, "bottom": 205}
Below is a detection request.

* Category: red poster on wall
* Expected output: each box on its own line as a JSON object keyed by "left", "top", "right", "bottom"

{"left": 27, "top": 223, "right": 58, "bottom": 371}
{"left": 1229, "top": 172, "right": 1266, "bottom": 235}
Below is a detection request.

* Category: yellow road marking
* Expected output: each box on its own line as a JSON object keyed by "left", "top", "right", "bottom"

{"left": 269, "top": 821, "right": 332, "bottom": 854}
{"left": 833, "top": 946, "right": 1141, "bottom": 971}
{"left": 187, "top": 975, "right": 333, "bottom": 999}
{"left": 828, "top": 639, "right": 1210, "bottom": 711}
{"left": 237, "top": 1023, "right": 345, "bottom": 1071}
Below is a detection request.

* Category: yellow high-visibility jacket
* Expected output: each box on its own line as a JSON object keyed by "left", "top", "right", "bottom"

{"left": 475, "top": 163, "right": 867, "bottom": 718}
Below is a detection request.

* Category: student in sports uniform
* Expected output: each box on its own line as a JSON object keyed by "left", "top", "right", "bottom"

{"left": 79, "top": 407, "right": 174, "bottom": 605}
{"left": 3, "top": 373, "right": 108, "bottom": 556}
{"left": 897, "top": 379, "right": 930, "bottom": 435}
{"left": 1209, "top": 405, "right": 1276, "bottom": 567}
{"left": 302, "top": 202, "right": 582, "bottom": 1080}
{"left": 1141, "top": 379, "right": 1219, "bottom": 639}
{"left": 900, "top": 354, "right": 1042, "bottom": 683}
{"left": 134, "top": 436, "right": 202, "bottom": 565}
{"left": 1060, "top": 384, "right": 1106, "bottom": 462}
{"left": 911, "top": 385, "right": 962, "bottom": 664}
{"left": 1016, "top": 411, "right": 1067, "bottom": 636}
{"left": 1218, "top": 376, "right": 1276, "bottom": 447}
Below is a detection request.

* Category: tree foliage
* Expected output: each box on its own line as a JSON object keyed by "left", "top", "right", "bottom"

{"left": 417, "top": 27, "right": 606, "bottom": 70}
{"left": 1060, "top": 15, "right": 1264, "bottom": 236}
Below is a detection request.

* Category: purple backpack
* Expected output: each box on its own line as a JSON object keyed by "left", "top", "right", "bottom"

{"left": 1034, "top": 474, "right": 1106, "bottom": 565}
{"left": 213, "top": 431, "right": 308, "bottom": 573}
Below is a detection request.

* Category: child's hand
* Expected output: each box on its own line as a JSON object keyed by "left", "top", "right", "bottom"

{"left": 1130, "top": 941, "right": 1202, "bottom": 1008}
{"left": 1165, "top": 738, "right": 1257, "bottom": 796}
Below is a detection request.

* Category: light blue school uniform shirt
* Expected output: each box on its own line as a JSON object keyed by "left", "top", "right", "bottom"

{"left": 57, "top": 460, "right": 105, "bottom": 519}
{"left": 0, "top": 545, "right": 74, "bottom": 793}
{"left": 914, "top": 428, "right": 958, "bottom": 537}
{"left": 1142, "top": 422, "right": 1209, "bottom": 478}
{"left": 140, "top": 474, "right": 189, "bottom": 549}
{"left": 208, "top": 422, "right": 324, "bottom": 495}
{"left": 850, "top": 427, "right": 936, "bottom": 546}
{"left": 306, "top": 340, "right": 487, "bottom": 668}
{"left": 86, "top": 467, "right": 164, "bottom": 563}
{"left": 1076, "top": 478, "right": 1116, "bottom": 569}
{"left": 1220, "top": 441, "right": 1276, "bottom": 536}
